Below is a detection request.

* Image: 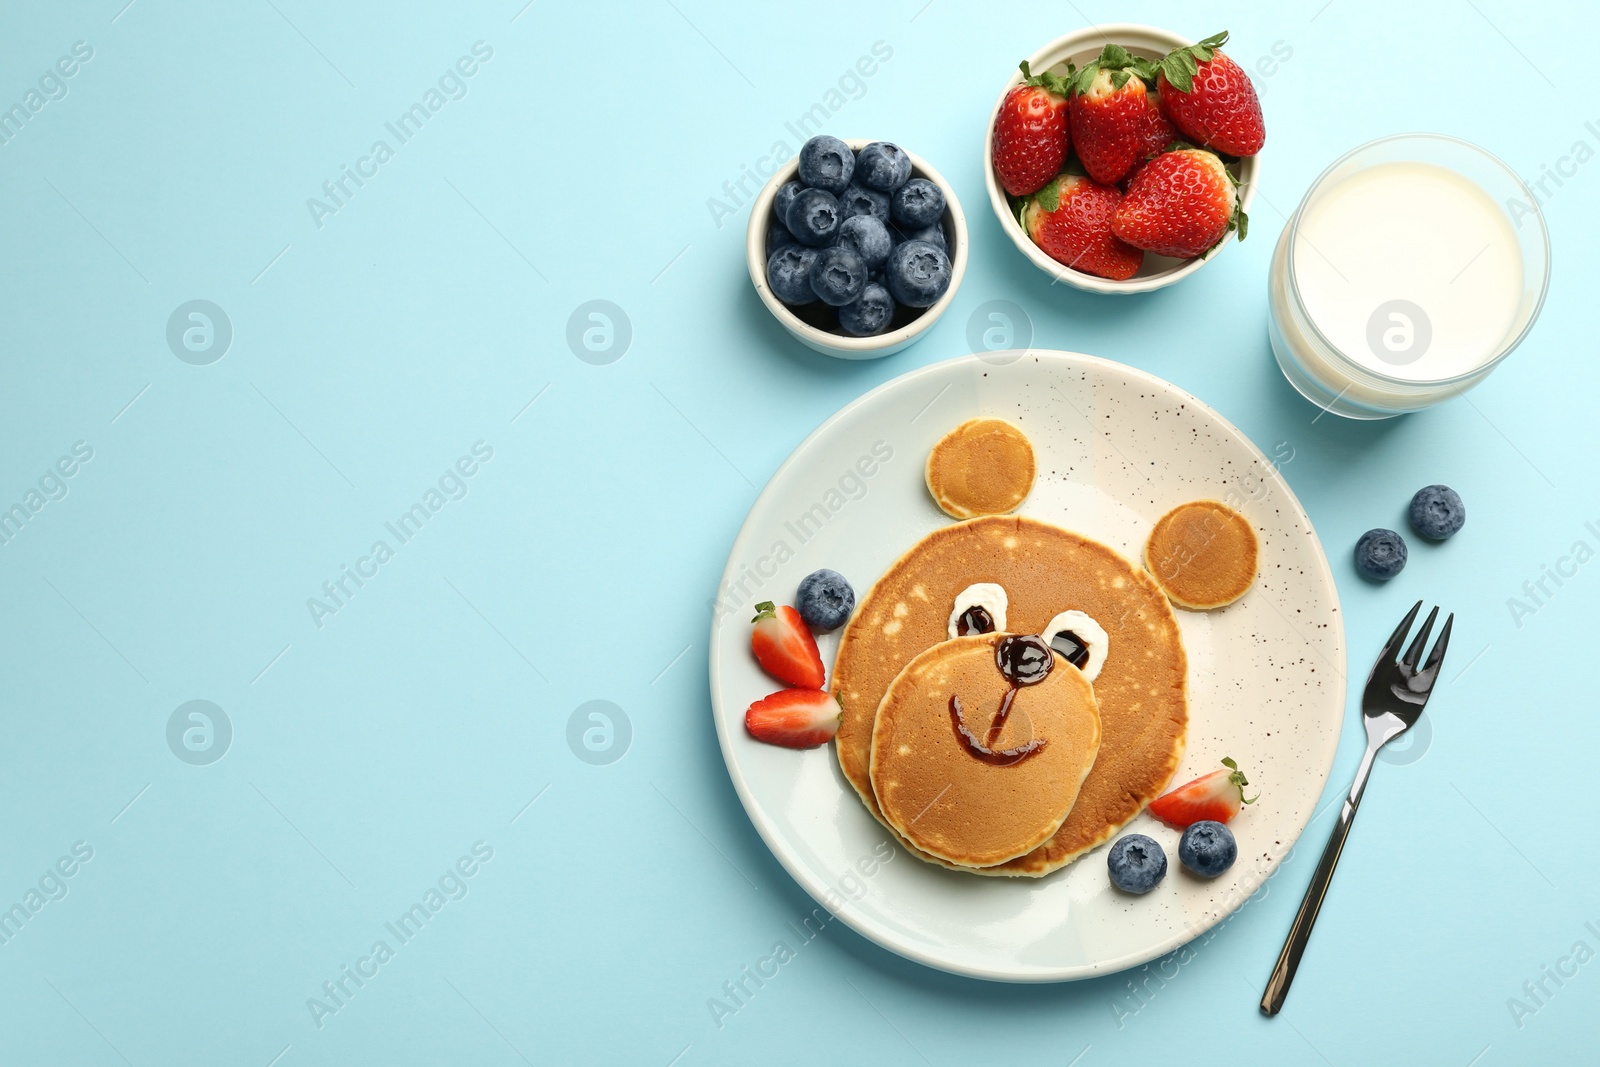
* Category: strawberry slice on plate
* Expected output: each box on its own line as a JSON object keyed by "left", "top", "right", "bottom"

{"left": 745, "top": 688, "right": 841, "bottom": 748}
{"left": 1148, "top": 757, "right": 1256, "bottom": 827}
{"left": 750, "top": 601, "right": 825, "bottom": 689}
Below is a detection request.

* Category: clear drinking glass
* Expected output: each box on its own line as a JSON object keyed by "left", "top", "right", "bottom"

{"left": 1267, "top": 134, "right": 1550, "bottom": 419}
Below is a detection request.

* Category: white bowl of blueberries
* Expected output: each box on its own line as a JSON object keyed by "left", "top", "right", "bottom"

{"left": 747, "top": 136, "right": 968, "bottom": 359}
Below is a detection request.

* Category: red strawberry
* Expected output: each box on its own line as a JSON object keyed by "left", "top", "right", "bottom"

{"left": 1068, "top": 44, "right": 1156, "bottom": 185}
{"left": 1020, "top": 173, "right": 1143, "bottom": 281}
{"left": 1148, "top": 757, "right": 1256, "bottom": 827}
{"left": 1111, "top": 148, "right": 1245, "bottom": 259}
{"left": 750, "top": 601, "right": 825, "bottom": 689}
{"left": 1123, "top": 88, "right": 1178, "bottom": 185}
{"left": 1154, "top": 32, "right": 1265, "bottom": 158}
{"left": 992, "top": 60, "right": 1072, "bottom": 197}
{"left": 745, "top": 688, "right": 841, "bottom": 748}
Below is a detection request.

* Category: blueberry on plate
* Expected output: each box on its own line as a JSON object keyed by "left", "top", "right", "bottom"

{"left": 897, "top": 221, "right": 947, "bottom": 252}
{"left": 837, "top": 215, "right": 893, "bottom": 271}
{"left": 1178, "top": 820, "right": 1237, "bottom": 878}
{"left": 766, "top": 245, "right": 819, "bottom": 305}
{"left": 1409, "top": 484, "right": 1465, "bottom": 541}
{"left": 837, "top": 283, "right": 896, "bottom": 337}
{"left": 891, "top": 177, "right": 945, "bottom": 229}
{"left": 1107, "top": 834, "right": 1167, "bottom": 894}
{"left": 796, "top": 569, "right": 856, "bottom": 630}
{"left": 1355, "top": 528, "right": 1408, "bottom": 581}
{"left": 856, "top": 141, "right": 912, "bottom": 192}
{"left": 765, "top": 217, "right": 793, "bottom": 256}
{"left": 797, "top": 135, "right": 855, "bottom": 194}
{"left": 885, "top": 239, "right": 952, "bottom": 308}
{"left": 785, "top": 188, "right": 842, "bottom": 247}
{"left": 838, "top": 183, "right": 890, "bottom": 223}
{"left": 808, "top": 245, "right": 868, "bottom": 307}
{"left": 774, "top": 180, "right": 805, "bottom": 226}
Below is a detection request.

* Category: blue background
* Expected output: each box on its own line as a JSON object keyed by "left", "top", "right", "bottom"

{"left": 0, "top": 0, "right": 1593, "bottom": 1063}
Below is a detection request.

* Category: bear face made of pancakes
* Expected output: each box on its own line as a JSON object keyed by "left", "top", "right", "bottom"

{"left": 831, "top": 419, "right": 1226, "bottom": 878}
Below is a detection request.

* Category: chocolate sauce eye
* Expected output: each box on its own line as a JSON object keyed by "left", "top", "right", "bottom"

{"left": 994, "top": 634, "right": 1053, "bottom": 686}
{"left": 1048, "top": 630, "right": 1091, "bottom": 670}
{"left": 956, "top": 605, "right": 995, "bottom": 635}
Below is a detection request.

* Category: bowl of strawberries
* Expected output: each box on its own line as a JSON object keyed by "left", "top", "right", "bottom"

{"left": 984, "top": 25, "right": 1263, "bottom": 293}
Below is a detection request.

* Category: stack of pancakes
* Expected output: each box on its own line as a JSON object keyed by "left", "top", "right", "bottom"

{"left": 834, "top": 516, "right": 1189, "bottom": 877}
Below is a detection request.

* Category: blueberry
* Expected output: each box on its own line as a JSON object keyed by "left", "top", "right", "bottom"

{"left": 856, "top": 142, "right": 912, "bottom": 192}
{"left": 796, "top": 569, "right": 856, "bottom": 630}
{"left": 837, "top": 215, "right": 893, "bottom": 270}
{"left": 765, "top": 217, "right": 793, "bottom": 256}
{"left": 1409, "top": 485, "right": 1465, "bottom": 541}
{"left": 785, "top": 188, "right": 842, "bottom": 247}
{"left": 1178, "top": 821, "right": 1237, "bottom": 878}
{"left": 897, "top": 221, "right": 947, "bottom": 253}
{"left": 837, "top": 283, "right": 896, "bottom": 337}
{"left": 773, "top": 180, "right": 805, "bottom": 226}
{"left": 808, "top": 245, "right": 868, "bottom": 307}
{"left": 891, "top": 177, "right": 945, "bottom": 229}
{"left": 838, "top": 183, "right": 890, "bottom": 224}
{"left": 766, "top": 244, "right": 819, "bottom": 305}
{"left": 885, "top": 239, "right": 952, "bottom": 308}
{"left": 1355, "top": 528, "right": 1408, "bottom": 581}
{"left": 1107, "top": 834, "right": 1167, "bottom": 894}
{"left": 797, "top": 135, "right": 855, "bottom": 194}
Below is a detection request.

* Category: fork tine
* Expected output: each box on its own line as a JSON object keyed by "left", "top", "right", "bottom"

{"left": 1420, "top": 612, "right": 1454, "bottom": 675}
{"left": 1376, "top": 600, "right": 1422, "bottom": 666}
{"left": 1401, "top": 605, "right": 1440, "bottom": 669}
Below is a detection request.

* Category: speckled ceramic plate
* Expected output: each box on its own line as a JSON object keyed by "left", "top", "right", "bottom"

{"left": 708, "top": 351, "right": 1345, "bottom": 982}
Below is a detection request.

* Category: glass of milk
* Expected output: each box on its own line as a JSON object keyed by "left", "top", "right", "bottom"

{"left": 1268, "top": 134, "right": 1549, "bottom": 419}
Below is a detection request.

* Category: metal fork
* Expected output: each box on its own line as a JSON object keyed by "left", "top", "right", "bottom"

{"left": 1260, "top": 600, "right": 1453, "bottom": 1016}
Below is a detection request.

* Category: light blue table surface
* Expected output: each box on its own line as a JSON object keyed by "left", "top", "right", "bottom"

{"left": 2, "top": 0, "right": 1595, "bottom": 1063}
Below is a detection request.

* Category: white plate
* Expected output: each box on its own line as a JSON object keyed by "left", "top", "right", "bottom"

{"left": 707, "top": 352, "right": 1344, "bottom": 982}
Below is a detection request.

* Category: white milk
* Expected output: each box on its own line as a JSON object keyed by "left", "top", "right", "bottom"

{"left": 1290, "top": 161, "right": 1523, "bottom": 382}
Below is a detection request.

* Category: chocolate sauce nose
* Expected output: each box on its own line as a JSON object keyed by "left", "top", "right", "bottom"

{"left": 956, "top": 605, "right": 995, "bottom": 635}
{"left": 995, "top": 634, "right": 1053, "bottom": 686}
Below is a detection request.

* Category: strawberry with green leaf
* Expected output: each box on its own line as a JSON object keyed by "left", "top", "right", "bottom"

{"left": 1067, "top": 43, "right": 1159, "bottom": 185}
{"left": 1154, "top": 31, "right": 1265, "bottom": 158}
{"left": 1111, "top": 147, "right": 1246, "bottom": 260}
{"left": 992, "top": 60, "right": 1073, "bottom": 197}
{"left": 1021, "top": 170, "right": 1144, "bottom": 281}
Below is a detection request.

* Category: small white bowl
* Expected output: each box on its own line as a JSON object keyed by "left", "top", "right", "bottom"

{"left": 746, "top": 139, "right": 969, "bottom": 359}
{"left": 982, "top": 24, "right": 1261, "bottom": 295}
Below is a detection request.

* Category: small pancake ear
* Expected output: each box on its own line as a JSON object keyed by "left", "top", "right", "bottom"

{"left": 1143, "top": 500, "right": 1258, "bottom": 610}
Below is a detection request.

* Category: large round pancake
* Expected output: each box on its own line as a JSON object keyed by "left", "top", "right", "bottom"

{"left": 870, "top": 635, "right": 1102, "bottom": 868}
{"left": 833, "top": 515, "right": 1187, "bottom": 876}
{"left": 1145, "top": 500, "right": 1259, "bottom": 610}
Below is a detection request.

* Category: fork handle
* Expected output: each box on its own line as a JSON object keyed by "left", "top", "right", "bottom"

{"left": 1259, "top": 742, "right": 1381, "bottom": 1015}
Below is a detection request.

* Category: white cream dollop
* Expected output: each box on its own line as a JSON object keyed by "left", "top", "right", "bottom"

{"left": 947, "top": 583, "right": 1008, "bottom": 639}
{"left": 1038, "top": 610, "right": 1109, "bottom": 682}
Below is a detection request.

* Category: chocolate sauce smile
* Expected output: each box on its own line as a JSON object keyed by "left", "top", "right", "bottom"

{"left": 948, "top": 634, "right": 1054, "bottom": 766}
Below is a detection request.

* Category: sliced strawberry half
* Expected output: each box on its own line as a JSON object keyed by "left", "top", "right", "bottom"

{"left": 745, "top": 688, "right": 841, "bottom": 748}
{"left": 750, "top": 601, "right": 825, "bottom": 689}
{"left": 1147, "top": 757, "right": 1256, "bottom": 827}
